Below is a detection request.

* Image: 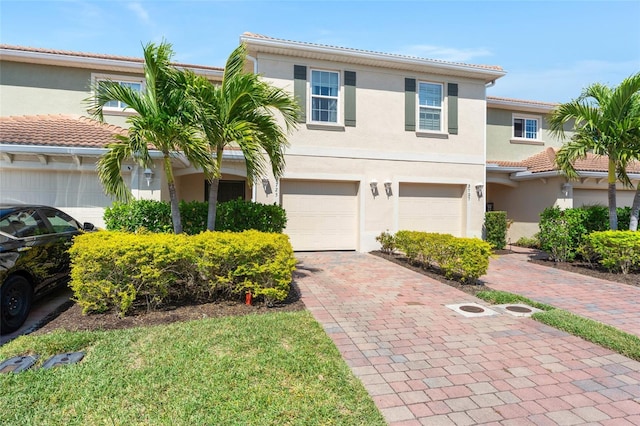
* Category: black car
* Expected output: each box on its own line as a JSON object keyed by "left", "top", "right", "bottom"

{"left": 0, "top": 205, "right": 95, "bottom": 334}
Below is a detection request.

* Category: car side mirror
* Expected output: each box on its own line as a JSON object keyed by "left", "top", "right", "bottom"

{"left": 83, "top": 222, "right": 95, "bottom": 231}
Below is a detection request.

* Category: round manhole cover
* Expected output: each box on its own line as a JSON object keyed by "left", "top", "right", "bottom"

{"left": 506, "top": 305, "right": 532, "bottom": 313}
{"left": 459, "top": 305, "right": 485, "bottom": 313}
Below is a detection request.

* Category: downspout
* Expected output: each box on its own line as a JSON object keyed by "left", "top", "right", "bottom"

{"left": 485, "top": 80, "right": 496, "bottom": 88}
{"left": 246, "top": 53, "right": 259, "bottom": 202}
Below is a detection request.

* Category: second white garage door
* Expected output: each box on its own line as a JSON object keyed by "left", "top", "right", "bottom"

{"left": 280, "top": 180, "right": 358, "bottom": 251}
{"left": 398, "top": 183, "right": 465, "bottom": 236}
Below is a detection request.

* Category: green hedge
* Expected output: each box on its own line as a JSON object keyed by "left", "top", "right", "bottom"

{"left": 538, "top": 205, "right": 632, "bottom": 262}
{"left": 581, "top": 231, "right": 640, "bottom": 274}
{"left": 69, "top": 230, "right": 296, "bottom": 316}
{"left": 104, "top": 199, "right": 287, "bottom": 234}
{"left": 484, "top": 211, "right": 508, "bottom": 249}
{"left": 393, "top": 230, "right": 492, "bottom": 283}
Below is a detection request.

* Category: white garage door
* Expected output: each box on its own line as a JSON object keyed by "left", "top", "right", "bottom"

{"left": 398, "top": 183, "right": 464, "bottom": 236}
{"left": 280, "top": 180, "right": 358, "bottom": 251}
{"left": 573, "top": 189, "right": 634, "bottom": 208}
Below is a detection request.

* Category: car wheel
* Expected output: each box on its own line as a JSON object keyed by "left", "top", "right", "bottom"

{"left": 1, "top": 275, "right": 33, "bottom": 334}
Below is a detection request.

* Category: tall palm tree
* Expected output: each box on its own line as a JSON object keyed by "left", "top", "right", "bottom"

{"left": 189, "top": 44, "right": 299, "bottom": 230}
{"left": 88, "top": 41, "right": 214, "bottom": 234}
{"left": 549, "top": 72, "right": 640, "bottom": 230}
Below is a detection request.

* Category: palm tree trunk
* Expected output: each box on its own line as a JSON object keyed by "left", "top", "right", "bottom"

{"left": 607, "top": 160, "right": 618, "bottom": 230}
{"left": 630, "top": 182, "right": 640, "bottom": 231}
{"left": 164, "top": 155, "right": 183, "bottom": 234}
{"left": 207, "top": 177, "right": 220, "bottom": 231}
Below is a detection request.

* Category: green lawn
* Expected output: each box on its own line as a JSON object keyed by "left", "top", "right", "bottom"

{"left": 0, "top": 311, "right": 384, "bottom": 425}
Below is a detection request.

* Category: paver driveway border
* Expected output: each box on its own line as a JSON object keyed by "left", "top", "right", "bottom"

{"left": 294, "top": 251, "right": 640, "bottom": 425}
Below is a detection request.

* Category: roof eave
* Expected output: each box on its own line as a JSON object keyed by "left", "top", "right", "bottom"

{"left": 487, "top": 97, "right": 557, "bottom": 114}
{"left": 241, "top": 35, "right": 506, "bottom": 83}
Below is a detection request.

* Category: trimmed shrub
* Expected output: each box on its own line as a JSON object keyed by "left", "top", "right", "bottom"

{"left": 514, "top": 236, "right": 540, "bottom": 249}
{"left": 69, "top": 230, "right": 296, "bottom": 316}
{"left": 581, "top": 231, "right": 640, "bottom": 274}
{"left": 484, "top": 211, "right": 508, "bottom": 249}
{"left": 538, "top": 205, "right": 634, "bottom": 262}
{"left": 394, "top": 230, "right": 492, "bottom": 283}
{"left": 104, "top": 199, "right": 287, "bottom": 234}
{"left": 375, "top": 231, "right": 396, "bottom": 254}
{"left": 215, "top": 199, "right": 287, "bottom": 233}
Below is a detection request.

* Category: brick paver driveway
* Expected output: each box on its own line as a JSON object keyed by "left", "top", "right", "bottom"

{"left": 294, "top": 252, "right": 640, "bottom": 425}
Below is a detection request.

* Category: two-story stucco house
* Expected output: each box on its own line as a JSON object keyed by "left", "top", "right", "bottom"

{"left": 486, "top": 96, "right": 639, "bottom": 242}
{"left": 241, "top": 33, "right": 505, "bottom": 251}
{"left": 1, "top": 34, "right": 506, "bottom": 251}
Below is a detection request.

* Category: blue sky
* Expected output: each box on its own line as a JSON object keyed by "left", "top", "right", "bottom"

{"left": 1, "top": 0, "right": 639, "bottom": 103}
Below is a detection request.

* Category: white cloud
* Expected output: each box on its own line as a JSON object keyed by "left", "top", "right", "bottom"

{"left": 127, "top": 2, "right": 150, "bottom": 25}
{"left": 398, "top": 44, "right": 493, "bottom": 63}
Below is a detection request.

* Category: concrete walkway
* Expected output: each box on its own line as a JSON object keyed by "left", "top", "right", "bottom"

{"left": 294, "top": 252, "right": 640, "bottom": 425}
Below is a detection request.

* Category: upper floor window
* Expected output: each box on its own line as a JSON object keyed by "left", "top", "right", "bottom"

{"left": 418, "top": 82, "right": 443, "bottom": 132}
{"left": 311, "top": 70, "right": 339, "bottom": 123}
{"left": 513, "top": 115, "right": 539, "bottom": 140}
{"left": 92, "top": 74, "right": 144, "bottom": 112}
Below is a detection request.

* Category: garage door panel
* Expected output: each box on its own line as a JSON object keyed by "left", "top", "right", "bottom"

{"left": 399, "top": 183, "right": 463, "bottom": 236}
{"left": 281, "top": 180, "right": 358, "bottom": 251}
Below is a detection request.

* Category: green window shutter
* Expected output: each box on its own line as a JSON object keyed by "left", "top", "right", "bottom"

{"left": 405, "top": 78, "right": 416, "bottom": 131}
{"left": 294, "top": 65, "right": 307, "bottom": 123}
{"left": 448, "top": 83, "right": 458, "bottom": 135}
{"left": 344, "top": 71, "right": 356, "bottom": 127}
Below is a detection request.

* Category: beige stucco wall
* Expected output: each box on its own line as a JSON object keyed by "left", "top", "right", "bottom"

{"left": 486, "top": 107, "right": 571, "bottom": 162}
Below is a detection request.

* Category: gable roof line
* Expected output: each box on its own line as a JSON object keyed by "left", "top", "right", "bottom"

{"left": 0, "top": 44, "right": 224, "bottom": 78}
{"left": 241, "top": 32, "right": 506, "bottom": 83}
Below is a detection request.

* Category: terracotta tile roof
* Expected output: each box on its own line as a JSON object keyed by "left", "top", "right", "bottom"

{"left": 0, "top": 44, "right": 224, "bottom": 72}
{"left": 0, "top": 115, "right": 127, "bottom": 148}
{"left": 241, "top": 32, "right": 504, "bottom": 72}
{"left": 489, "top": 147, "right": 640, "bottom": 174}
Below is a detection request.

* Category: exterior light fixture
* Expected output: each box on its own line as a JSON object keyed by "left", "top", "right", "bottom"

{"left": 562, "top": 183, "right": 572, "bottom": 197}
{"left": 262, "top": 178, "right": 272, "bottom": 195}
{"left": 143, "top": 168, "right": 154, "bottom": 187}
{"left": 475, "top": 183, "right": 484, "bottom": 198}
{"left": 369, "top": 179, "right": 379, "bottom": 196}
{"left": 383, "top": 180, "right": 392, "bottom": 196}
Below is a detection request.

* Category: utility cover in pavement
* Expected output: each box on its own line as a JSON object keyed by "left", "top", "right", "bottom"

{"left": 445, "top": 303, "right": 498, "bottom": 318}
{"left": 0, "top": 355, "right": 39, "bottom": 373}
{"left": 494, "top": 304, "right": 543, "bottom": 317}
{"left": 41, "top": 352, "right": 85, "bottom": 369}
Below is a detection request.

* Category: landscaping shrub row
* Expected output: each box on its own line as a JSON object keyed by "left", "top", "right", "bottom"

{"left": 69, "top": 230, "right": 297, "bottom": 316}
{"left": 538, "top": 205, "right": 632, "bottom": 262}
{"left": 581, "top": 231, "right": 640, "bottom": 274}
{"left": 392, "top": 230, "right": 492, "bottom": 283}
{"left": 103, "top": 199, "right": 287, "bottom": 234}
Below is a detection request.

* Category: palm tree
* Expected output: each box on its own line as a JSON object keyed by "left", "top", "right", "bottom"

{"left": 88, "top": 41, "right": 214, "bottom": 234}
{"left": 189, "top": 44, "right": 299, "bottom": 230}
{"left": 549, "top": 72, "right": 640, "bottom": 230}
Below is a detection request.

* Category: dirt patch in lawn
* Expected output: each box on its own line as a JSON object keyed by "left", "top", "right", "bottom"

{"left": 32, "top": 281, "right": 306, "bottom": 336}
{"left": 528, "top": 258, "right": 639, "bottom": 287}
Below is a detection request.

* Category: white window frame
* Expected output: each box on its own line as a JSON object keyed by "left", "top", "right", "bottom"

{"left": 309, "top": 69, "right": 340, "bottom": 124}
{"left": 91, "top": 73, "right": 145, "bottom": 114}
{"left": 512, "top": 114, "right": 541, "bottom": 141}
{"left": 417, "top": 81, "right": 444, "bottom": 133}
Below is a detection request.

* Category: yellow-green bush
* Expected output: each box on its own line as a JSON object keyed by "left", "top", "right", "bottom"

{"left": 581, "top": 231, "right": 640, "bottom": 274}
{"left": 69, "top": 230, "right": 296, "bottom": 316}
{"left": 394, "top": 230, "right": 492, "bottom": 283}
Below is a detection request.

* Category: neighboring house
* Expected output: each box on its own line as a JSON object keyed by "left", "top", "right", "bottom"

{"left": 0, "top": 45, "right": 249, "bottom": 228}
{"left": 486, "top": 96, "right": 640, "bottom": 242}
{"left": 241, "top": 33, "right": 505, "bottom": 251}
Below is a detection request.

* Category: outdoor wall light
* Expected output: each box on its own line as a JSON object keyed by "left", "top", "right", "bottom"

{"left": 383, "top": 180, "right": 392, "bottom": 196}
{"left": 475, "top": 183, "right": 484, "bottom": 198}
{"left": 562, "top": 183, "right": 572, "bottom": 197}
{"left": 369, "top": 180, "right": 379, "bottom": 196}
{"left": 262, "top": 178, "right": 272, "bottom": 195}
{"left": 143, "top": 168, "right": 154, "bottom": 187}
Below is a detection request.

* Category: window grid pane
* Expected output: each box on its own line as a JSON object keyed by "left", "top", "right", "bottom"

{"left": 419, "top": 83, "right": 442, "bottom": 107}
{"left": 419, "top": 107, "right": 441, "bottom": 131}
{"left": 418, "top": 82, "right": 442, "bottom": 131}
{"left": 311, "top": 70, "right": 339, "bottom": 123}
{"left": 525, "top": 119, "right": 538, "bottom": 139}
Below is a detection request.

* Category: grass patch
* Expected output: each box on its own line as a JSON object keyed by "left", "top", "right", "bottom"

{"left": 0, "top": 311, "right": 384, "bottom": 425}
{"left": 476, "top": 290, "right": 640, "bottom": 362}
